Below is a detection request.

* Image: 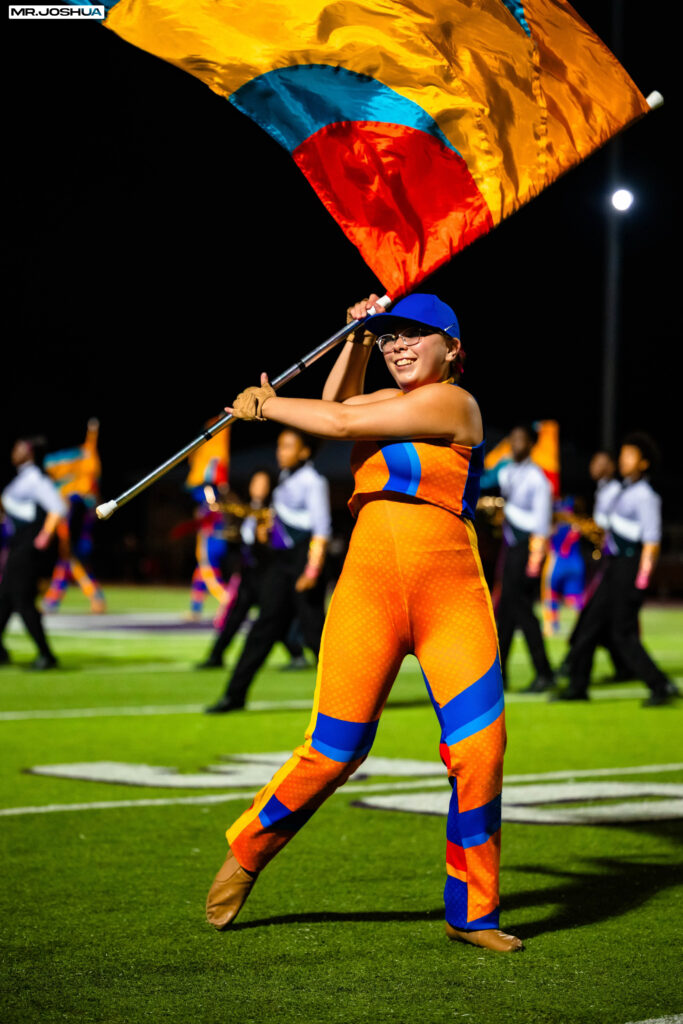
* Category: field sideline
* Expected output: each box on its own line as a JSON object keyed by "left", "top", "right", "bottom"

{"left": 1, "top": 586, "right": 682, "bottom": 1024}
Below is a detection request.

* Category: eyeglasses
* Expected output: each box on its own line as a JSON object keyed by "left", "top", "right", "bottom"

{"left": 376, "top": 326, "right": 429, "bottom": 354}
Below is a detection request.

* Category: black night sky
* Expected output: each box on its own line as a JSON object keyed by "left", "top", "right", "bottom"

{"left": 5, "top": 2, "right": 679, "bottom": 562}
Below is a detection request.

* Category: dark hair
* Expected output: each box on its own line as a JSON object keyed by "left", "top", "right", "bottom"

{"left": 16, "top": 435, "right": 47, "bottom": 466}
{"left": 278, "top": 427, "right": 318, "bottom": 456}
{"left": 249, "top": 465, "right": 275, "bottom": 489}
{"left": 511, "top": 423, "right": 538, "bottom": 447}
{"left": 591, "top": 448, "right": 616, "bottom": 462}
{"left": 621, "top": 432, "right": 660, "bottom": 474}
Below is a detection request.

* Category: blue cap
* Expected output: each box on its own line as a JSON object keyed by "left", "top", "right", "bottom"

{"left": 366, "top": 293, "right": 460, "bottom": 339}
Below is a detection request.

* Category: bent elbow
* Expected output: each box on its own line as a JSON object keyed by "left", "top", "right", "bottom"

{"left": 331, "top": 407, "right": 354, "bottom": 439}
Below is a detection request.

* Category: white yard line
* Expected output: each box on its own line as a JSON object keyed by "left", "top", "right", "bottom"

{"left": 0, "top": 685, "right": 663, "bottom": 722}
{"left": 2, "top": 765, "right": 682, "bottom": 818}
{"left": 0, "top": 699, "right": 313, "bottom": 721}
{"left": 623, "top": 1017, "right": 683, "bottom": 1024}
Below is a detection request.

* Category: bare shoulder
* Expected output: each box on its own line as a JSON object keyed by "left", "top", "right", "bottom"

{"left": 342, "top": 388, "right": 402, "bottom": 406}
{"left": 408, "top": 382, "right": 482, "bottom": 445}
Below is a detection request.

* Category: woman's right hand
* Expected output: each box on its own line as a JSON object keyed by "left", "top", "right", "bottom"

{"left": 346, "top": 294, "right": 383, "bottom": 327}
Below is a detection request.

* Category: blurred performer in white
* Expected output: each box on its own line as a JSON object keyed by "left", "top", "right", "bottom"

{"left": 556, "top": 434, "right": 678, "bottom": 706}
{"left": 0, "top": 438, "right": 67, "bottom": 669}
{"left": 492, "top": 425, "right": 554, "bottom": 692}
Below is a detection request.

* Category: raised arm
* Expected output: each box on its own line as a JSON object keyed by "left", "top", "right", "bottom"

{"left": 321, "top": 295, "right": 388, "bottom": 404}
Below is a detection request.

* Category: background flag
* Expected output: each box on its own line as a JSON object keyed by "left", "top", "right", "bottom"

{"left": 44, "top": 420, "right": 102, "bottom": 505}
{"left": 185, "top": 420, "right": 230, "bottom": 492}
{"left": 78, "top": 0, "right": 649, "bottom": 296}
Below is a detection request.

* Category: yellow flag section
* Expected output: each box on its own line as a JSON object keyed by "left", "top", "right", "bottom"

{"left": 44, "top": 420, "right": 102, "bottom": 504}
{"left": 99, "top": 0, "right": 650, "bottom": 294}
{"left": 185, "top": 422, "right": 230, "bottom": 490}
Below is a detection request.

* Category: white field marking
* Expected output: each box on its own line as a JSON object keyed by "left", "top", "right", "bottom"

{"left": 0, "top": 684, "right": 667, "bottom": 722}
{"left": 5, "top": 779, "right": 683, "bottom": 821}
{"left": 25, "top": 758, "right": 683, "bottom": 791}
{"left": 0, "top": 792, "right": 257, "bottom": 816}
{"left": 0, "top": 700, "right": 313, "bottom": 721}
{"left": 357, "top": 781, "right": 683, "bottom": 825}
{"left": 624, "top": 1016, "right": 683, "bottom": 1024}
{"left": 9, "top": 611, "right": 215, "bottom": 630}
{"left": 0, "top": 780, "right": 454, "bottom": 818}
{"left": 25, "top": 754, "right": 454, "bottom": 789}
{"left": 503, "top": 763, "right": 683, "bottom": 783}
{"left": 5, "top": 762, "right": 683, "bottom": 818}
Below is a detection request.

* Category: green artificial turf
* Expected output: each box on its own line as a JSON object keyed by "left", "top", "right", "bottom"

{"left": 1, "top": 587, "right": 682, "bottom": 1023}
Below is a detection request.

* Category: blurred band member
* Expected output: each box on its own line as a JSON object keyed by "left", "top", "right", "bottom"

{"left": 495, "top": 425, "right": 554, "bottom": 692}
{"left": 557, "top": 434, "right": 678, "bottom": 706}
{"left": 559, "top": 450, "right": 630, "bottom": 681}
{"left": 205, "top": 429, "right": 330, "bottom": 712}
{"left": 0, "top": 438, "right": 67, "bottom": 669}
{"left": 197, "top": 469, "right": 308, "bottom": 670}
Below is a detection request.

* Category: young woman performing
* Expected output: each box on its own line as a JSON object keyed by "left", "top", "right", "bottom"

{"left": 206, "top": 293, "right": 522, "bottom": 953}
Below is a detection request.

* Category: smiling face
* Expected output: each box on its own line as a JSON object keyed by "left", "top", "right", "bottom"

{"left": 381, "top": 325, "right": 459, "bottom": 392}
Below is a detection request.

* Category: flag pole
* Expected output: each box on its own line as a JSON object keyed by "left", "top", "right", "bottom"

{"left": 96, "top": 296, "right": 391, "bottom": 520}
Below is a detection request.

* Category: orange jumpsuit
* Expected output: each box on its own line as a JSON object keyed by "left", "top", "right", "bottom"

{"left": 227, "top": 432, "right": 506, "bottom": 930}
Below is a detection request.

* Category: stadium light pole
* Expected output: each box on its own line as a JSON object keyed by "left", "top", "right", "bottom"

{"left": 600, "top": 0, "right": 625, "bottom": 455}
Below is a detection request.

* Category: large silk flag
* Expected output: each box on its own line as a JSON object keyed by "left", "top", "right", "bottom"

{"left": 82, "top": 0, "right": 650, "bottom": 297}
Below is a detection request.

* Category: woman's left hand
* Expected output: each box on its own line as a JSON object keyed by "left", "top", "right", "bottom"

{"left": 226, "top": 373, "right": 276, "bottom": 421}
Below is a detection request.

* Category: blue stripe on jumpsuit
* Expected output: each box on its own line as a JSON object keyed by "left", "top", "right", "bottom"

{"left": 422, "top": 655, "right": 505, "bottom": 928}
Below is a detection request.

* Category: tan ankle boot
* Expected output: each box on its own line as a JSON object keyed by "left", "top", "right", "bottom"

{"left": 446, "top": 922, "right": 523, "bottom": 952}
{"left": 206, "top": 848, "right": 256, "bottom": 930}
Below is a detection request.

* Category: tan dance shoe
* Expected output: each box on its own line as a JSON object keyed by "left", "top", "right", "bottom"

{"left": 446, "top": 922, "right": 524, "bottom": 952}
{"left": 206, "top": 847, "right": 257, "bottom": 930}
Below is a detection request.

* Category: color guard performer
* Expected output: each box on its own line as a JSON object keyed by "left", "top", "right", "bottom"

{"left": 205, "top": 293, "right": 522, "bottom": 953}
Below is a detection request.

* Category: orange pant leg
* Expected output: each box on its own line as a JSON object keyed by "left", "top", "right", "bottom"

{"left": 408, "top": 511, "right": 505, "bottom": 929}
{"left": 226, "top": 501, "right": 505, "bottom": 931}
{"left": 227, "top": 501, "right": 409, "bottom": 873}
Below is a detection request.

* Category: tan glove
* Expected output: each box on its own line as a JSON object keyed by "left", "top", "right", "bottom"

{"left": 231, "top": 382, "right": 276, "bottom": 421}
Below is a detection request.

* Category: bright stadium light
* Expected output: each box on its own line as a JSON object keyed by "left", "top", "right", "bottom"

{"left": 611, "top": 188, "right": 634, "bottom": 211}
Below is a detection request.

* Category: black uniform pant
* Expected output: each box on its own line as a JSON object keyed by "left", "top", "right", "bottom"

{"left": 0, "top": 540, "right": 55, "bottom": 661}
{"left": 223, "top": 543, "right": 325, "bottom": 704}
{"left": 207, "top": 563, "right": 304, "bottom": 665}
{"left": 568, "top": 554, "right": 669, "bottom": 696}
{"left": 496, "top": 539, "right": 553, "bottom": 682}
{"left": 564, "top": 570, "right": 632, "bottom": 678}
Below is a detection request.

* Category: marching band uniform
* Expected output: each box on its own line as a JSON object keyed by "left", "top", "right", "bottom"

{"left": 494, "top": 457, "right": 554, "bottom": 689}
{"left": 206, "top": 458, "right": 330, "bottom": 711}
{"left": 0, "top": 459, "right": 67, "bottom": 668}
{"left": 563, "top": 475, "right": 674, "bottom": 703}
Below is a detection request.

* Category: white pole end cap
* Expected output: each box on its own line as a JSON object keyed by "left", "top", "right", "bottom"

{"left": 96, "top": 500, "right": 118, "bottom": 520}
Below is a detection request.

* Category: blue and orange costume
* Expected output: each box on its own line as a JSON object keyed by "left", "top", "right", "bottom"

{"left": 541, "top": 500, "right": 586, "bottom": 636}
{"left": 42, "top": 421, "right": 106, "bottom": 613}
{"left": 184, "top": 425, "right": 233, "bottom": 619}
{"left": 226, "top": 429, "right": 506, "bottom": 932}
